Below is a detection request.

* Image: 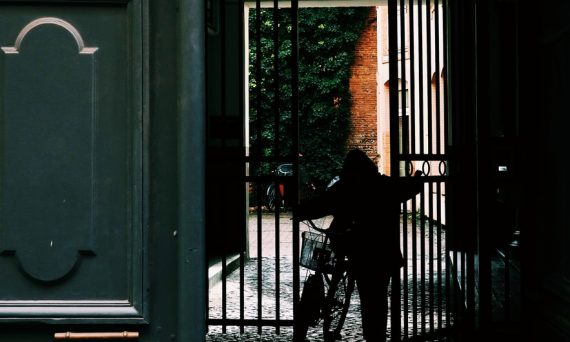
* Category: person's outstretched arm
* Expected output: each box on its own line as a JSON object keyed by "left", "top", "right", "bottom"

{"left": 393, "top": 170, "right": 423, "bottom": 202}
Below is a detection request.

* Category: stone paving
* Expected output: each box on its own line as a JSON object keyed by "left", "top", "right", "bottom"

{"left": 207, "top": 256, "right": 366, "bottom": 341}
{"left": 207, "top": 212, "right": 453, "bottom": 341}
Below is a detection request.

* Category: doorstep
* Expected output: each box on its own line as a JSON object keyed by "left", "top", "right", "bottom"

{"left": 208, "top": 254, "right": 241, "bottom": 289}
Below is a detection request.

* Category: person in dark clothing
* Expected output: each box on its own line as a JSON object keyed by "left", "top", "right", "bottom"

{"left": 296, "top": 149, "right": 423, "bottom": 341}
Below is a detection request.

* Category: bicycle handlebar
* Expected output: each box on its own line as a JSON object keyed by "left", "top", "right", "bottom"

{"left": 293, "top": 216, "right": 349, "bottom": 236}
{"left": 304, "top": 219, "right": 328, "bottom": 233}
{"left": 301, "top": 219, "right": 351, "bottom": 240}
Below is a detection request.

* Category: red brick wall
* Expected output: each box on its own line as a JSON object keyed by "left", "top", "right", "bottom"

{"left": 348, "top": 8, "right": 378, "bottom": 163}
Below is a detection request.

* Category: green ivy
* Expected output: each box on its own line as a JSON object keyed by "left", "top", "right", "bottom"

{"left": 249, "top": 7, "right": 371, "bottom": 191}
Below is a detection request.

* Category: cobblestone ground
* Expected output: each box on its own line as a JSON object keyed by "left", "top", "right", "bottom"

{"left": 207, "top": 213, "right": 452, "bottom": 341}
{"left": 207, "top": 256, "right": 365, "bottom": 341}
{"left": 207, "top": 258, "right": 451, "bottom": 341}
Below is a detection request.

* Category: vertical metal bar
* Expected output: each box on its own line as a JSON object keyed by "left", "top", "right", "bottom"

{"left": 467, "top": 252, "right": 475, "bottom": 328}
{"left": 461, "top": 251, "right": 466, "bottom": 312}
{"left": 401, "top": 0, "right": 409, "bottom": 156}
{"left": 238, "top": 0, "right": 246, "bottom": 334}
{"left": 425, "top": 2, "right": 432, "bottom": 333}
{"left": 399, "top": 1, "right": 409, "bottom": 337}
{"left": 204, "top": 5, "right": 211, "bottom": 331}
{"left": 222, "top": 226, "right": 227, "bottom": 333}
{"left": 389, "top": 0, "right": 402, "bottom": 340}
{"left": 459, "top": 248, "right": 469, "bottom": 318}
{"left": 179, "top": 0, "right": 206, "bottom": 338}
{"left": 272, "top": 184, "right": 280, "bottom": 324}
{"left": 273, "top": 1, "right": 280, "bottom": 158}
{"left": 442, "top": 0, "right": 451, "bottom": 329}
{"left": 250, "top": 189, "right": 263, "bottom": 332}
{"left": 418, "top": 2, "right": 429, "bottom": 331}
{"left": 420, "top": 184, "right": 426, "bottom": 334}
{"left": 250, "top": 189, "right": 262, "bottom": 328}
{"left": 254, "top": 1, "right": 264, "bottom": 334}
{"left": 255, "top": 1, "right": 262, "bottom": 161}
{"left": 468, "top": 0, "right": 477, "bottom": 328}
{"left": 240, "top": 213, "right": 245, "bottom": 334}
{"left": 437, "top": 181, "right": 443, "bottom": 330}
{"left": 453, "top": 246, "right": 459, "bottom": 330}
{"left": 412, "top": 195, "right": 418, "bottom": 336}
{"left": 270, "top": 29, "right": 282, "bottom": 342}
{"left": 417, "top": 0, "right": 424, "bottom": 154}
{"left": 426, "top": 0, "right": 433, "bottom": 156}
{"left": 434, "top": 0, "right": 442, "bottom": 155}
{"left": 219, "top": 0, "right": 228, "bottom": 332}
{"left": 291, "top": 0, "right": 301, "bottom": 338}
{"left": 273, "top": 181, "right": 281, "bottom": 329}
{"left": 428, "top": 181, "right": 434, "bottom": 333}
{"left": 504, "top": 247, "right": 511, "bottom": 321}
{"left": 433, "top": 2, "right": 443, "bottom": 331}
{"left": 514, "top": 3, "right": 520, "bottom": 136}
{"left": 275, "top": 204, "right": 281, "bottom": 334}
{"left": 409, "top": 3, "right": 418, "bottom": 334}
{"left": 272, "top": 2, "right": 281, "bottom": 334}
{"left": 442, "top": 0, "right": 449, "bottom": 152}
{"left": 409, "top": 0, "right": 416, "bottom": 154}
{"left": 257, "top": 183, "right": 263, "bottom": 334}
{"left": 403, "top": 201, "right": 409, "bottom": 337}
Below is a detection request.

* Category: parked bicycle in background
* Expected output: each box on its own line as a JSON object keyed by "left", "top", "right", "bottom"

{"left": 266, "top": 163, "right": 317, "bottom": 211}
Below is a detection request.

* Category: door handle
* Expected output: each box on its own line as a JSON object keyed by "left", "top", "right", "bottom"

{"left": 54, "top": 331, "right": 139, "bottom": 340}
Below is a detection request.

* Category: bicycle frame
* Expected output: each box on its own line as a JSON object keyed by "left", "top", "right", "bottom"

{"left": 294, "top": 219, "right": 356, "bottom": 342}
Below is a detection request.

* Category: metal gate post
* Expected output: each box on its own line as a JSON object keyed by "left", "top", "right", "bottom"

{"left": 388, "top": 0, "right": 402, "bottom": 340}
{"left": 178, "top": 0, "right": 207, "bottom": 339}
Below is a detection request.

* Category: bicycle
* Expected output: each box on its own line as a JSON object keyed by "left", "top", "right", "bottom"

{"left": 294, "top": 219, "right": 356, "bottom": 342}
{"left": 265, "top": 163, "right": 320, "bottom": 211}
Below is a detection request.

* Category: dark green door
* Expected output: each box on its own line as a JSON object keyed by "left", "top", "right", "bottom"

{"left": 0, "top": 0, "right": 149, "bottom": 339}
{"left": 0, "top": 0, "right": 208, "bottom": 340}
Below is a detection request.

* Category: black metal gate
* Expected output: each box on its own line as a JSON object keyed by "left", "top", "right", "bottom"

{"left": 207, "top": 0, "right": 474, "bottom": 340}
{"left": 388, "top": 0, "right": 448, "bottom": 339}
{"left": 387, "top": 0, "right": 470, "bottom": 341}
{"left": 206, "top": 0, "right": 301, "bottom": 335}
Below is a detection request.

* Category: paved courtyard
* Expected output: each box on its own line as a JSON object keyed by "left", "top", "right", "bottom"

{"left": 207, "top": 211, "right": 452, "bottom": 341}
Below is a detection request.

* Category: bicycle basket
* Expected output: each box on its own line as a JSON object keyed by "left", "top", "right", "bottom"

{"left": 300, "top": 231, "right": 336, "bottom": 271}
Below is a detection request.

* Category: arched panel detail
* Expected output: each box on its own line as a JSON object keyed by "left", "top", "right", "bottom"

{"left": 1, "top": 17, "right": 98, "bottom": 55}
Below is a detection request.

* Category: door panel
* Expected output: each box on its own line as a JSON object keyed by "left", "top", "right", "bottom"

{"left": 0, "top": 0, "right": 146, "bottom": 323}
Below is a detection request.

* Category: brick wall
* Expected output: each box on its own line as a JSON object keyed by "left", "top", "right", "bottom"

{"left": 347, "top": 8, "right": 378, "bottom": 164}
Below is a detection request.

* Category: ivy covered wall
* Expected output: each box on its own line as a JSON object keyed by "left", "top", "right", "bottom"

{"left": 249, "top": 7, "right": 372, "bottom": 189}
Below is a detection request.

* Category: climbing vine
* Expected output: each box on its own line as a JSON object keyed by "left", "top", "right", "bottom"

{"left": 249, "top": 7, "right": 371, "bottom": 190}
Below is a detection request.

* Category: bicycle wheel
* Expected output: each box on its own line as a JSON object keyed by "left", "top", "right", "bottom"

{"left": 266, "top": 184, "right": 276, "bottom": 211}
{"left": 322, "top": 268, "right": 355, "bottom": 341}
{"left": 294, "top": 273, "right": 324, "bottom": 342}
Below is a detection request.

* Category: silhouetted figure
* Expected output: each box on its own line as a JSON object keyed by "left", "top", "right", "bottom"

{"left": 296, "top": 149, "right": 422, "bottom": 341}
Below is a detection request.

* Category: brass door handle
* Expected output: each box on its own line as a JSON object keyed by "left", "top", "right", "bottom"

{"left": 54, "top": 331, "right": 139, "bottom": 340}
